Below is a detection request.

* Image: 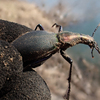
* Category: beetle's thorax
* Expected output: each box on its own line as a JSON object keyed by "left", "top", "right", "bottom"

{"left": 57, "top": 31, "right": 95, "bottom": 50}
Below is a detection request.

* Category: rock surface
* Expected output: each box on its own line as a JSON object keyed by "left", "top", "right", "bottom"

{"left": 0, "top": 19, "right": 33, "bottom": 43}
{"left": 0, "top": 71, "right": 51, "bottom": 100}
{"left": 0, "top": 40, "right": 23, "bottom": 90}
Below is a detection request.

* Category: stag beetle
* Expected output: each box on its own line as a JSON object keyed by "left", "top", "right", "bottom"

{"left": 11, "top": 23, "right": 100, "bottom": 100}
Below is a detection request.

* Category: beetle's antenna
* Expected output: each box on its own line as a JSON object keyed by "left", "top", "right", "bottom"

{"left": 91, "top": 23, "right": 100, "bottom": 57}
{"left": 92, "top": 23, "right": 100, "bottom": 37}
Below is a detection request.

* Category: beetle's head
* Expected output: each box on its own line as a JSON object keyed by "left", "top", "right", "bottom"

{"left": 54, "top": 23, "right": 100, "bottom": 58}
{"left": 89, "top": 40, "right": 100, "bottom": 58}
{"left": 57, "top": 31, "right": 100, "bottom": 58}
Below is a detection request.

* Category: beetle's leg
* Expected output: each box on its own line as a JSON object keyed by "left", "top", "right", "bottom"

{"left": 60, "top": 50, "right": 73, "bottom": 100}
{"left": 52, "top": 23, "right": 63, "bottom": 32}
{"left": 34, "top": 24, "right": 44, "bottom": 31}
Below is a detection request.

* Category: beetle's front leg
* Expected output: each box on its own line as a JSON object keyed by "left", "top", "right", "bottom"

{"left": 60, "top": 50, "right": 73, "bottom": 100}
{"left": 34, "top": 24, "right": 44, "bottom": 30}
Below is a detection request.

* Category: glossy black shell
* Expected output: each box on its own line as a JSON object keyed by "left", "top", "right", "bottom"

{"left": 12, "top": 30, "right": 58, "bottom": 67}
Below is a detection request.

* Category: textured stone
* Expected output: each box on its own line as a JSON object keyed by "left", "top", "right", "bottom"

{"left": 0, "top": 40, "right": 23, "bottom": 89}
{"left": 0, "top": 19, "right": 33, "bottom": 43}
{"left": 0, "top": 70, "right": 51, "bottom": 100}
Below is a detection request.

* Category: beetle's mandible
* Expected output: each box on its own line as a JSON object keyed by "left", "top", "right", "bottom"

{"left": 11, "top": 23, "right": 100, "bottom": 100}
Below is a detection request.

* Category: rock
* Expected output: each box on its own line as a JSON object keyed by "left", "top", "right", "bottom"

{"left": 0, "top": 40, "right": 23, "bottom": 89}
{"left": 0, "top": 19, "right": 33, "bottom": 43}
{"left": 0, "top": 70, "right": 51, "bottom": 100}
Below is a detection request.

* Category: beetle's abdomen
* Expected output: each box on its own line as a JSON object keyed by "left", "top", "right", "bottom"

{"left": 11, "top": 31, "right": 58, "bottom": 63}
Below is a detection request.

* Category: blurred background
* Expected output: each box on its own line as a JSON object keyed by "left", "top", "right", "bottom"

{"left": 0, "top": 0, "right": 100, "bottom": 100}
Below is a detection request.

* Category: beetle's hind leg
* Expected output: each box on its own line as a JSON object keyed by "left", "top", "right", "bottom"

{"left": 60, "top": 50, "right": 73, "bottom": 100}
{"left": 34, "top": 24, "right": 44, "bottom": 31}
